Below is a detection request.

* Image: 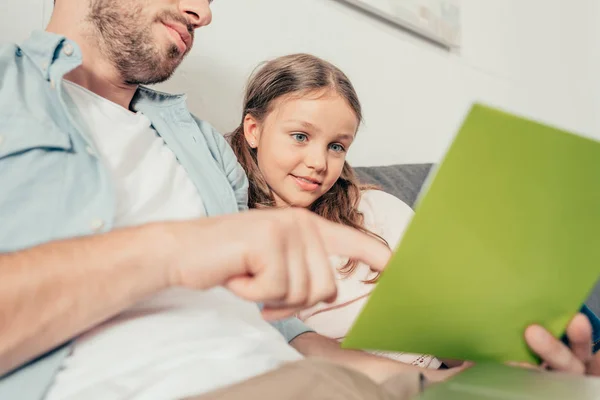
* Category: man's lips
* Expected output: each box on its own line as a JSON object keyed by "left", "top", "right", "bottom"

{"left": 163, "top": 22, "right": 192, "bottom": 53}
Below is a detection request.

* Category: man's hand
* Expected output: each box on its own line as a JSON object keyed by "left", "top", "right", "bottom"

{"left": 0, "top": 207, "right": 390, "bottom": 377}
{"left": 165, "top": 208, "right": 392, "bottom": 320}
{"left": 525, "top": 313, "right": 600, "bottom": 375}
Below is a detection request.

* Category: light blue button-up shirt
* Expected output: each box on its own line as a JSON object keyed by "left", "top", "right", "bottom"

{"left": 0, "top": 30, "right": 310, "bottom": 399}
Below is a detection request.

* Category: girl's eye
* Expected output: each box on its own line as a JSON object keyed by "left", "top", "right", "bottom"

{"left": 329, "top": 143, "right": 346, "bottom": 153}
{"left": 292, "top": 133, "right": 308, "bottom": 143}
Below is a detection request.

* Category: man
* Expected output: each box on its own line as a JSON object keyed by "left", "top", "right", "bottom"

{"left": 0, "top": 1, "right": 598, "bottom": 399}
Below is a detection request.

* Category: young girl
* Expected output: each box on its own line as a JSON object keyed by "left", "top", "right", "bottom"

{"left": 228, "top": 53, "right": 442, "bottom": 370}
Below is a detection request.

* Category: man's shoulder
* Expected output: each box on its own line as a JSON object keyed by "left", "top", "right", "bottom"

{"left": 0, "top": 41, "right": 33, "bottom": 74}
{"left": 0, "top": 42, "right": 20, "bottom": 58}
{"left": 0, "top": 42, "right": 23, "bottom": 82}
{"left": 0, "top": 42, "right": 46, "bottom": 108}
{"left": 0, "top": 42, "right": 69, "bottom": 155}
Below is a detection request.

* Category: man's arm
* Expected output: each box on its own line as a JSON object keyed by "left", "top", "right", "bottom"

{"left": 0, "top": 224, "right": 171, "bottom": 376}
{"left": 1, "top": 208, "right": 392, "bottom": 378}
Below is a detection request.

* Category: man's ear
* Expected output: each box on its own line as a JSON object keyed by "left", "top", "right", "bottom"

{"left": 243, "top": 114, "right": 261, "bottom": 148}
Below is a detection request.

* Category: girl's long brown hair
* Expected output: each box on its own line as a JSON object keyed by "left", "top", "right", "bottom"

{"left": 228, "top": 54, "right": 387, "bottom": 282}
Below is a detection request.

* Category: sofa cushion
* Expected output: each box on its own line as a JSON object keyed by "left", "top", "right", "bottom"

{"left": 354, "top": 164, "right": 432, "bottom": 208}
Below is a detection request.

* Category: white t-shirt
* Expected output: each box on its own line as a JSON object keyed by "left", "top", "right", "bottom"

{"left": 46, "top": 82, "right": 301, "bottom": 400}
{"left": 297, "top": 190, "right": 442, "bottom": 369}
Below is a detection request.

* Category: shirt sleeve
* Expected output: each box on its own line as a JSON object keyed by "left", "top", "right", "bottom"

{"left": 269, "top": 317, "right": 315, "bottom": 343}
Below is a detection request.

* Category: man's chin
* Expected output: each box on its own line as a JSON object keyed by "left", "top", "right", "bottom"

{"left": 125, "top": 61, "right": 181, "bottom": 85}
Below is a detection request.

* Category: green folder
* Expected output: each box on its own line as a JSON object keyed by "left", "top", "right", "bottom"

{"left": 342, "top": 103, "right": 600, "bottom": 364}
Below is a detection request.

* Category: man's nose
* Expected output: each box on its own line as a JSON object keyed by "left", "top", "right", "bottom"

{"left": 179, "top": 0, "right": 213, "bottom": 29}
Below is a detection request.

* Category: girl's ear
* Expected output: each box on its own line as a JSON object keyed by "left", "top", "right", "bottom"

{"left": 243, "top": 114, "right": 261, "bottom": 148}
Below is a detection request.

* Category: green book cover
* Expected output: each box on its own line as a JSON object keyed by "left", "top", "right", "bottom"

{"left": 342, "top": 103, "right": 600, "bottom": 364}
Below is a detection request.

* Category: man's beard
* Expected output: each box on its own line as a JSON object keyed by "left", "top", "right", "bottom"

{"left": 88, "top": 0, "right": 193, "bottom": 85}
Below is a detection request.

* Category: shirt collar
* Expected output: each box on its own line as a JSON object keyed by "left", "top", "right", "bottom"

{"left": 19, "top": 30, "right": 186, "bottom": 107}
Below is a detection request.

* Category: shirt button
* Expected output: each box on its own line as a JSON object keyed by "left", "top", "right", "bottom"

{"left": 85, "top": 146, "right": 95, "bottom": 156}
{"left": 90, "top": 219, "right": 105, "bottom": 232}
{"left": 49, "top": 79, "right": 56, "bottom": 89}
{"left": 63, "top": 43, "right": 74, "bottom": 57}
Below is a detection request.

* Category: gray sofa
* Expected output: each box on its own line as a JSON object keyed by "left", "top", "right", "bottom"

{"left": 354, "top": 163, "right": 600, "bottom": 316}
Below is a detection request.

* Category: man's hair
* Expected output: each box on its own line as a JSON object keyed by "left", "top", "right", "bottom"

{"left": 228, "top": 53, "right": 388, "bottom": 282}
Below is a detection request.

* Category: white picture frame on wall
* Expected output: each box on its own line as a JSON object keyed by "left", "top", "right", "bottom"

{"left": 335, "top": 0, "right": 461, "bottom": 49}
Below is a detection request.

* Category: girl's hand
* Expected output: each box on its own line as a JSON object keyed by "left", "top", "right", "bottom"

{"left": 524, "top": 313, "right": 600, "bottom": 375}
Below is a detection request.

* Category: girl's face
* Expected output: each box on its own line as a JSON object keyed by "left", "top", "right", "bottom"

{"left": 244, "top": 91, "right": 359, "bottom": 208}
